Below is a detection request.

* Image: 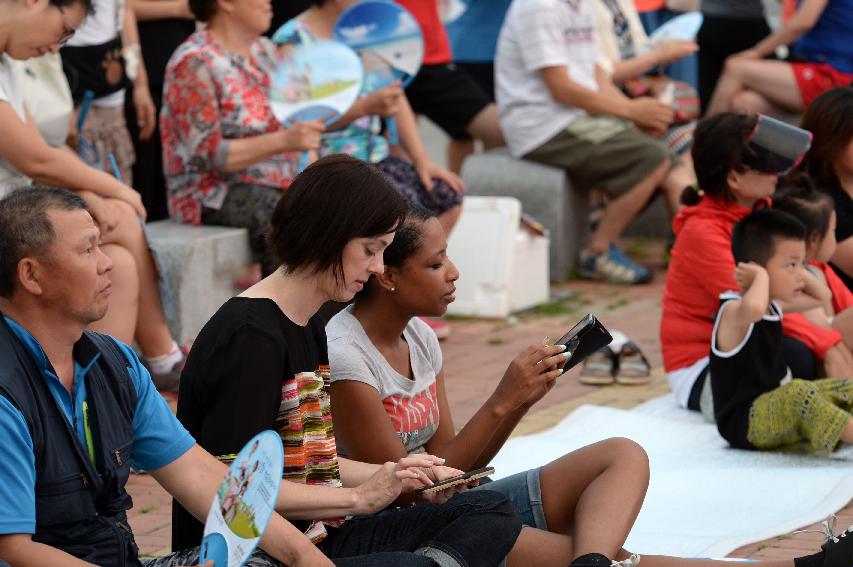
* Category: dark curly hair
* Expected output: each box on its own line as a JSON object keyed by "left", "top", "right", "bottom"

{"left": 359, "top": 204, "right": 436, "bottom": 295}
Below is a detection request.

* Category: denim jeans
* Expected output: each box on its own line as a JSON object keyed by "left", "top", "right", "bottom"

{"left": 472, "top": 467, "right": 548, "bottom": 530}
{"left": 144, "top": 490, "right": 520, "bottom": 567}
{"left": 321, "top": 490, "right": 521, "bottom": 566}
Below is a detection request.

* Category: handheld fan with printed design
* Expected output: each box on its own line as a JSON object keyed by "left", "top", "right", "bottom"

{"left": 333, "top": 0, "right": 424, "bottom": 144}
{"left": 269, "top": 39, "right": 364, "bottom": 170}
{"left": 649, "top": 12, "right": 703, "bottom": 43}
{"left": 199, "top": 430, "right": 284, "bottom": 567}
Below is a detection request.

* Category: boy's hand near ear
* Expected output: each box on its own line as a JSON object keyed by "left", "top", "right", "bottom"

{"left": 734, "top": 262, "right": 767, "bottom": 293}
{"left": 732, "top": 262, "right": 771, "bottom": 325}
{"left": 717, "top": 263, "right": 770, "bottom": 352}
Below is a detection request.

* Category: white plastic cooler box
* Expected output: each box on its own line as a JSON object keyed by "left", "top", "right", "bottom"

{"left": 446, "top": 196, "right": 550, "bottom": 318}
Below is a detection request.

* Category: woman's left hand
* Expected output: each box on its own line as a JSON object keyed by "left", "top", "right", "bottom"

{"left": 414, "top": 159, "right": 466, "bottom": 194}
{"left": 133, "top": 83, "right": 157, "bottom": 141}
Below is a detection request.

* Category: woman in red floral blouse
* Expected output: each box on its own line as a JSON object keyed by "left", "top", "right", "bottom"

{"left": 160, "top": 0, "right": 324, "bottom": 275}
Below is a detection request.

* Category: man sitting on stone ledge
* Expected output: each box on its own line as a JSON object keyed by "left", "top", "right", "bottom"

{"left": 495, "top": 0, "right": 694, "bottom": 285}
{"left": 0, "top": 187, "right": 332, "bottom": 567}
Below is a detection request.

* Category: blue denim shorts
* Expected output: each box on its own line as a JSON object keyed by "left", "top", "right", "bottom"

{"left": 471, "top": 467, "right": 547, "bottom": 530}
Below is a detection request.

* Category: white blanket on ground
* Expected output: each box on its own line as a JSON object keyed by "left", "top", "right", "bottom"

{"left": 489, "top": 395, "right": 853, "bottom": 558}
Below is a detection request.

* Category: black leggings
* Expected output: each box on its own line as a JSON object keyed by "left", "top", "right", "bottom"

{"left": 697, "top": 14, "right": 771, "bottom": 113}
{"left": 201, "top": 183, "right": 281, "bottom": 277}
{"left": 687, "top": 335, "right": 818, "bottom": 411}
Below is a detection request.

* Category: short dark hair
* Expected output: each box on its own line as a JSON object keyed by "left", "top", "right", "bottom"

{"left": 773, "top": 176, "right": 834, "bottom": 243}
{"left": 731, "top": 208, "right": 806, "bottom": 266}
{"left": 682, "top": 113, "right": 758, "bottom": 206}
{"left": 188, "top": 0, "right": 215, "bottom": 21}
{"left": 0, "top": 186, "right": 90, "bottom": 297}
{"left": 51, "top": 0, "right": 94, "bottom": 15}
{"left": 267, "top": 154, "right": 408, "bottom": 280}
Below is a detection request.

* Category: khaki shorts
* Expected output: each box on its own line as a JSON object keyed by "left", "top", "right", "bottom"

{"left": 524, "top": 116, "right": 672, "bottom": 198}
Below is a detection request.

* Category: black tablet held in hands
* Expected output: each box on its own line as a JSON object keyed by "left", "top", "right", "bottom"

{"left": 556, "top": 314, "right": 613, "bottom": 372}
{"left": 414, "top": 466, "right": 496, "bottom": 495}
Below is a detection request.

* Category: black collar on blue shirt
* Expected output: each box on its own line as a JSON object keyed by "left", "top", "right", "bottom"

{"left": 1, "top": 313, "right": 101, "bottom": 376}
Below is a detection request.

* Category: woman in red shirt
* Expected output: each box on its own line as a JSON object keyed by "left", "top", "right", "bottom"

{"left": 661, "top": 113, "right": 849, "bottom": 411}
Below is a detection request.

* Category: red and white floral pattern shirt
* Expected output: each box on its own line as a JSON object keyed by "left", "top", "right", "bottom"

{"left": 160, "top": 30, "right": 294, "bottom": 225}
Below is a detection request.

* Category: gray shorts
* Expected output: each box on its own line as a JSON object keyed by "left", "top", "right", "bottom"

{"left": 524, "top": 116, "right": 672, "bottom": 198}
{"left": 471, "top": 467, "right": 547, "bottom": 530}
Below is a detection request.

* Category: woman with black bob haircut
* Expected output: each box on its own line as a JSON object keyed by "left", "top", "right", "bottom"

{"left": 173, "top": 154, "right": 523, "bottom": 567}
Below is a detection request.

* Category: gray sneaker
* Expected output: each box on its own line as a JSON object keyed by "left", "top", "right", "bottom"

{"left": 579, "top": 244, "right": 652, "bottom": 285}
{"left": 150, "top": 359, "right": 182, "bottom": 394}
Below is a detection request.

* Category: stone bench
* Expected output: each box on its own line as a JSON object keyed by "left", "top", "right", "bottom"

{"left": 146, "top": 221, "right": 253, "bottom": 344}
{"left": 461, "top": 150, "right": 589, "bottom": 282}
{"left": 460, "top": 150, "right": 672, "bottom": 281}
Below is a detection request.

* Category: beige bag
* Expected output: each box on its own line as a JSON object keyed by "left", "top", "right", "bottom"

{"left": 666, "top": 0, "right": 700, "bottom": 12}
{"left": 14, "top": 53, "right": 73, "bottom": 147}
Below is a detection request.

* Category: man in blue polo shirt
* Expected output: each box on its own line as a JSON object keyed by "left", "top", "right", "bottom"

{"left": 0, "top": 187, "right": 329, "bottom": 567}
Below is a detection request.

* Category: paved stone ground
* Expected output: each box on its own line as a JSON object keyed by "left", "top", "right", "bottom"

{"left": 127, "top": 248, "right": 853, "bottom": 561}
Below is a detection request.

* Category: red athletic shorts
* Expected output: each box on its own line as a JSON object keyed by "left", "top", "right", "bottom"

{"left": 791, "top": 62, "right": 853, "bottom": 107}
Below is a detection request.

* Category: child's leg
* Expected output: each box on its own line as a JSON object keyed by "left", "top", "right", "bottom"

{"left": 495, "top": 437, "right": 649, "bottom": 566}
{"left": 747, "top": 379, "right": 853, "bottom": 451}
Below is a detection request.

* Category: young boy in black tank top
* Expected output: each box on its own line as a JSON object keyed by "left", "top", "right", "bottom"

{"left": 711, "top": 209, "right": 853, "bottom": 452}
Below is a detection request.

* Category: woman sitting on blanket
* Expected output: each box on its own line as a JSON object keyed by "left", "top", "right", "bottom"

{"left": 326, "top": 204, "right": 853, "bottom": 567}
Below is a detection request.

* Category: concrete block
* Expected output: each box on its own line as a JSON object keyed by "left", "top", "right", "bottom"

{"left": 146, "top": 221, "right": 252, "bottom": 344}
{"left": 461, "top": 149, "right": 588, "bottom": 281}
{"left": 446, "top": 196, "right": 550, "bottom": 318}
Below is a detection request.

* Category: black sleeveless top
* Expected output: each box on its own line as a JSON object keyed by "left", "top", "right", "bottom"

{"left": 709, "top": 292, "right": 791, "bottom": 449}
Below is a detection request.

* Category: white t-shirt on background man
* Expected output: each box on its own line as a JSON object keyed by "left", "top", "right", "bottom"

{"left": 496, "top": 0, "right": 603, "bottom": 157}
